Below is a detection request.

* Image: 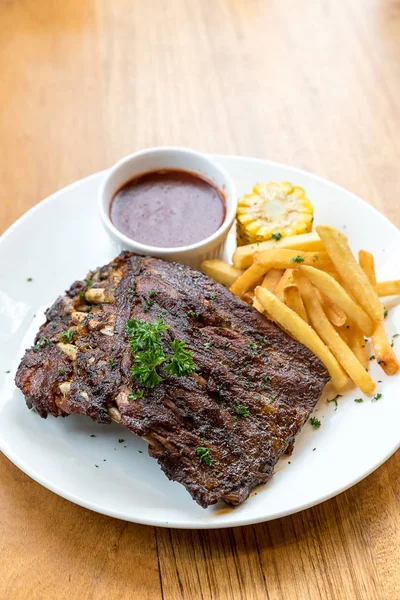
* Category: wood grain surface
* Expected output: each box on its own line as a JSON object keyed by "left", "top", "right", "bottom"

{"left": 1, "top": 0, "right": 399, "bottom": 598}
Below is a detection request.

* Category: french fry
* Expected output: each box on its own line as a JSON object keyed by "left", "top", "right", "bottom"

{"left": 359, "top": 251, "right": 400, "bottom": 376}
{"left": 255, "top": 286, "right": 348, "bottom": 390}
{"left": 242, "top": 291, "right": 255, "bottom": 304}
{"left": 274, "top": 269, "right": 295, "bottom": 301}
{"left": 317, "top": 291, "right": 347, "bottom": 327}
{"left": 202, "top": 260, "right": 244, "bottom": 287}
{"left": 229, "top": 263, "right": 267, "bottom": 298}
{"left": 261, "top": 269, "right": 284, "bottom": 293}
{"left": 316, "top": 226, "right": 383, "bottom": 323}
{"left": 253, "top": 298, "right": 265, "bottom": 313}
{"left": 300, "top": 265, "right": 373, "bottom": 335}
{"left": 358, "top": 251, "right": 376, "bottom": 286}
{"left": 335, "top": 324, "right": 350, "bottom": 345}
{"left": 232, "top": 232, "right": 324, "bottom": 269}
{"left": 376, "top": 280, "right": 400, "bottom": 297}
{"left": 283, "top": 286, "right": 309, "bottom": 323}
{"left": 370, "top": 325, "right": 400, "bottom": 375}
{"left": 348, "top": 326, "right": 369, "bottom": 370}
{"left": 254, "top": 249, "right": 333, "bottom": 271}
{"left": 294, "top": 271, "right": 375, "bottom": 394}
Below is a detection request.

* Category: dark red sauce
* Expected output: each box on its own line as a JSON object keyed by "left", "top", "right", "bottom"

{"left": 110, "top": 169, "right": 225, "bottom": 248}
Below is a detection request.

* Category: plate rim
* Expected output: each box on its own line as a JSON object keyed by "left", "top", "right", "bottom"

{"left": 1, "top": 154, "right": 399, "bottom": 529}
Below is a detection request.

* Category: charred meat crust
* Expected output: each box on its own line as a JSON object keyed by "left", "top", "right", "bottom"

{"left": 15, "top": 252, "right": 329, "bottom": 508}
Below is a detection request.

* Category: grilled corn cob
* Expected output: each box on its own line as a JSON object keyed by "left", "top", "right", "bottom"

{"left": 236, "top": 182, "right": 313, "bottom": 246}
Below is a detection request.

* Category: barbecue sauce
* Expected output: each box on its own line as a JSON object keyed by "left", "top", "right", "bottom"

{"left": 110, "top": 170, "right": 225, "bottom": 248}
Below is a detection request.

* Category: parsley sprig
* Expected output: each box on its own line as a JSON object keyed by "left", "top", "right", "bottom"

{"left": 234, "top": 400, "right": 249, "bottom": 417}
{"left": 126, "top": 318, "right": 196, "bottom": 387}
{"left": 195, "top": 446, "right": 212, "bottom": 465}
{"left": 61, "top": 329, "right": 77, "bottom": 344}
{"left": 165, "top": 340, "right": 196, "bottom": 377}
{"left": 290, "top": 255, "right": 305, "bottom": 264}
{"left": 33, "top": 336, "right": 50, "bottom": 352}
{"left": 309, "top": 416, "right": 321, "bottom": 428}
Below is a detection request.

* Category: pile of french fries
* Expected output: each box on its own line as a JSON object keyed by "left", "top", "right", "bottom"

{"left": 202, "top": 226, "right": 400, "bottom": 395}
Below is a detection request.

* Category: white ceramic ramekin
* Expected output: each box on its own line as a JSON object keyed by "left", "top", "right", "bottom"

{"left": 98, "top": 147, "right": 237, "bottom": 269}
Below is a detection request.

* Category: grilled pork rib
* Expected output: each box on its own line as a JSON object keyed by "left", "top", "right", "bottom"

{"left": 16, "top": 253, "right": 329, "bottom": 508}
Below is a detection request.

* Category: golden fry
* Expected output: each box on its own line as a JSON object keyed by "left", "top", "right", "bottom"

{"left": 274, "top": 269, "right": 295, "bottom": 301}
{"left": 300, "top": 265, "right": 373, "bottom": 335}
{"left": 229, "top": 263, "right": 267, "bottom": 298}
{"left": 261, "top": 269, "right": 284, "bottom": 293}
{"left": 255, "top": 286, "right": 348, "bottom": 390}
{"left": 232, "top": 232, "right": 324, "bottom": 269}
{"left": 317, "top": 291, "right": 347, "bottom": 327}
{"left": 253, "top": 298, "right": 265, "bottom": 313}
{"left": 254, "top": 249, "right": 333, "bottom": 270}
{"left": 316, "top": 226, "right": 383, "bottom": 322}
{"left": 335, "top": 323, "right": 350, "bottom": 345}
{"left": 295, "top": 271, "right": 375, "bottom": 395}
{"left": 370, "top": 325, "right": 400, "bottom": 375}
{"left": 358, "top": 250, "right": 376, "bottom": 286}
{"left": 283, "top": 286, "right": 309, "bottom": 323}
{"left": 347, "top": 325, "right": 369, "bottom": 370}
{"left": 376, "top": 280, "right": 400, "bottom": 297}
{"left": 242, "top": 291, "right": 255, "bottom": 304}
{"left": 201, "top": 260, "right": 244, "bottom": 287}
{"left": 359, "top": 251, "right": 400, "bottom": 376}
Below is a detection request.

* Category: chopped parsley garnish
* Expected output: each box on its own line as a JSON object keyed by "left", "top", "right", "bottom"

{"left": 131, "top": 347, "right": 165, "bottom": 387}
{"left": 58, "top": 368, "right": 66, "bottom": 375}
{"left": 109, "top": 358, "right": 118, "bottom": 370}
{"left": 269, "top": 395, "right": 276, "bottom": 403}
{"left": 26, "top": 277, "right": 33, "bottom": 282}
{"left": 86, "top": 279, "right": 93, "bottom": 287}
{"left": 290, "top": 255, "right": 305, "bottom": 264}
{"left": 195, "top": 446, "right": 212, "bottom": 465}
{"left": 203, "top": 342, "right": 212, "bottom": 349}
{"left": 165, "top": 340, "right": 196, "bottom": 377}
{"left": 313, "top": 255, "right": 319, "bottom": 261}
{"left": 327, "top": 394, "right": 342, "bottom": 408}
{"left": 149, "top": 289, "right": 157, "bottom": 298}
{"left": 187, "top": 310, "right": 196, "bottom": 318}
{"left": 128, "top": 390, "right": 144, "bottom": 401}
{"left": 384, "top": 309, "right": 388, "bottom": 319}
{"left": 369, "top": 355, "right": 375, "bottom": 361}
{"left": 234, "top": 400, "right": 249, "bottom": 417}
{"left": 309, "top": 416, "right": 321, "bottom": 428}
{"left": 354, "top": 398, "right": 363, "bottom": 403}
{"left": 61, "top": 329, "right": 77, "bottom": 344}
{"left": 32, "top": 337, "right": 50, "bottom": 352}
{"left": 393, "top": 334, "right": 399, "bottom": 338}
{"left": 210, "top": 291, "right": 217, "bottom": 300}
{"left": 372, "top": 393, "right": 382, "bottom": 402}
{"left": 79, "top": 290, "right": 86, "bottom": 302}
{"left": 127, "top": 287, "right": 135, "bottom": 296}
{"left": 249, "top": 341, "right": 258, "bottom": 351}
{"left": 90, "top": 434, "right": 96, "bottom": 437}
{"left": 263, "top": 374, "right": 271, "bottom": 381}
{"left": 271, "top": 232, "right": 282, "bottom": 241}
{"left": 143, "top": 300, "right": 154, "bottom": 312}
{"left": 5, "top": 370, "right": 10, "bottom": 374}
{"left": 84, "top": 306, "right": 92, "bottom": 313}
{"left": 118, "top": 439, "right": 125, "bottom": 444}
{"left": 126, "top": 318, "right": 195, "bottom": 387}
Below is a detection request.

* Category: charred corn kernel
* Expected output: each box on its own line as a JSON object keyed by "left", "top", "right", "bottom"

{"left": 236, "top": 182, "right": 314, "bottom": 246}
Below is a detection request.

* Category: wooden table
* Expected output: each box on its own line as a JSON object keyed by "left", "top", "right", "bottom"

{"left": 1, "top": 1, "right": 399, "bottom": 598}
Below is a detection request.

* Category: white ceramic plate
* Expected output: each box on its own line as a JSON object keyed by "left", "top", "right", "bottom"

{"left": 1, "top": 156, "right": 399, "bottom": 529}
